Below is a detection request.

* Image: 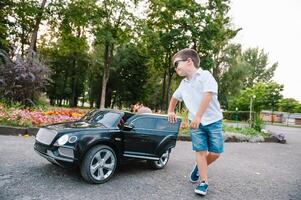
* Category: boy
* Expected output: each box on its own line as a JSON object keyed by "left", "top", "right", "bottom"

{"left": 132, "top": 102, "right": 152, "bottom": 114}
{"left": 167, "top": 48, "right": 223, "bottom": 196}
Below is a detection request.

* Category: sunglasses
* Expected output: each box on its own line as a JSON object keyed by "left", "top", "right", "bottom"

{"left": 174, "top": 59, "right": 187, "bottom": 69}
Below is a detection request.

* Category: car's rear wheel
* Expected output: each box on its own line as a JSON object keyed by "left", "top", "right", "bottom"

{"left": 148, "top": 149, "right": 170, "bottom": 169}
{"left": 80, "top": 145, "right": 117, "bottom": 184}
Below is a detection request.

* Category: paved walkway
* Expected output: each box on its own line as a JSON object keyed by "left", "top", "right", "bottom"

{"left": 0, "top": 125, "right": 300, "bottom": 200}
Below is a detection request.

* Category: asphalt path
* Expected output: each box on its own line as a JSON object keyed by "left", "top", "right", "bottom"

{"left": 0, "top": 125, "right": 300, "bottom": 200}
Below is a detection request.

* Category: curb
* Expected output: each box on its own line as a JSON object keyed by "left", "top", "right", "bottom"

{"left": 177, "top": 134, "right": 286, "bottom": 143}
{"left": 0, "top": 126, "right": 286, "bottom": 143}
{"left": 0, "top": 126, "right": 39, "bottom": 136}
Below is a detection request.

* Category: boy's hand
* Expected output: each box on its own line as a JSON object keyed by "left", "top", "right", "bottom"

{"left": 168, "top": 112, "right": 177, "bottom": 123}
{"left": 190, "top": 116, "right": 201, "bottom": 129}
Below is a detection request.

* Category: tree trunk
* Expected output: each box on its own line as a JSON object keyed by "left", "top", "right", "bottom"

{"left": 166, "top": 71, "right": 172, "bottom": 111}
{"left": 166, "top": 55, "right": 173, "bottom": 111}
{"left": 161, "top": 69, "right": 167, "bottom": 111}
{"left": 28, "top": 0, "right": 47, "bottom": 55}
{"left": 100, "top": 42, "right": 113, "bottom": 108}
{"left": 71, "top": 59, "right": 77, "bottom": 107}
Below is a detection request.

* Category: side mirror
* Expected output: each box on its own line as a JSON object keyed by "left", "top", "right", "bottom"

{"left": 123, "top": 124, "right": 134, "bottom": 131}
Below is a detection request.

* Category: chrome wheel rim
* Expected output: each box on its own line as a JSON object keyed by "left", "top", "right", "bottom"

{"left": 155, "top": 150, "right": 169, "bottom": 167}
{"left": 90, "top": 149, "right": 115, "bottom": 181}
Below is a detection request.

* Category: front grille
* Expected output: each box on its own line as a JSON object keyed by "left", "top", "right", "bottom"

{"left": 35, "top": 128, "right": 58, "bottom": 145}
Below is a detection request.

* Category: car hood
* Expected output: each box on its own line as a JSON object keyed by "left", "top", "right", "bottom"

{"left": 45, "top": 121, "right": 108, "bottom": 132}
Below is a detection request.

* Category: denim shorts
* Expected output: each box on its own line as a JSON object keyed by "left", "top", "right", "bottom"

{"left": 190, "top": 120, "right": 224, "bottom": 153}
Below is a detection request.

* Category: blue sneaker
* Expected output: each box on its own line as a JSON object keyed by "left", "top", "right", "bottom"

{"left": 189, "top": 164, "right": 199, "bottom": 183}
{"left": 194, "top": 182, "right": 208, "bottom": 195}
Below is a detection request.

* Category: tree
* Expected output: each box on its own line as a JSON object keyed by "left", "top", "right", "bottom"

{"left": 228, "top": 82, "right": 283, "bottom": 112}
{"left": 143, "top": 0, "right": 191, "bottom": 110}
{"left": 7, "top": 0, "right": 42, "bottom": 57}
{"left": 218, "top": 45, "right": 279, "bottom": 109}
{"left": 195, "top": 0, "right": 241, "bottom": 80}
{"left": 0, "top": 0, "right": 12, "bottom": 52}
{"left": 40, "top": 0, "right": 92, "bottom": 107}
{"left": 86, "top": 44, "right": 104, "bottom": 108}
{"left": 108, "top": 44, "right": 149, "bottom": 108}
{"left": 242, "top": 48, "right": 277, "bottom": 88}
{"left": 277, "top": 98, "right": 300, "bottom": 113}
{"left": 141, "top": 0, "right": 239, "bottom": 111}
{"left": 92, "top": 0, "right": 133, "bottom": 108}
{"left": 28, "top": 0, "right": 48, "bottom": 54}
{"left": 217, "top": 44, "right": 247, "bottom": 108}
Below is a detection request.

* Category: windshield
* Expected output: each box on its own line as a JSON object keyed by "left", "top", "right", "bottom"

{"left": 81, "top": 110, "right": 122, "bottom": 127}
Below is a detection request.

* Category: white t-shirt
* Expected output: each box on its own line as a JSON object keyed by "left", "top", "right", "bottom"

{"left": 173, "top": 68, "right": 223, "bottom": 125}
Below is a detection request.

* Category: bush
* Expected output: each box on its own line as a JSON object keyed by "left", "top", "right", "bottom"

{"left": 176, "top": 108, "right": 190, "bottom": 135}
{"left": 0, "top": 49, "right": 50, "bottom": 107}
{"left": 222, "top": 124, "right": 269, "bottom": 138}
{"left": 251, "top": 114, "right": 264, "bottom": 132}
{"left": 223, "top": 111, "right": 255, "bottom": 121}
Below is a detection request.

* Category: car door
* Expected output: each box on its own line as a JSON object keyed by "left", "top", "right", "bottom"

{"left": 122, "top": 115, "right": 181, "bottom": 158}
{"left": 122, "top": 116, "right": 159, "bottom": 158}
{"left": 152, "top": 117, "right": 181, "bottom": 155}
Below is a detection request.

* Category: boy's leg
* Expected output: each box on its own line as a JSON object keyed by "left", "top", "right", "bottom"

{"left": 192, "top": 152, "right": 220, "bottom": 181}
{"left": 195, "top": 151, "right": 219, "bottom": 168}
{"left": 189, "top": 125, "right": 208, "bottom": 182}
{"left": 196, "top": 151, "right": 208, "bottom": 181}
{"left": 194, "top": 151, "right": 210, "bottom": 196}
{"left": 193, "top": 120, "right": 223, "bottom": 181}
{"left": 207, "top": 119, "right": 224, "bottom": 162}
{"left": 194, "top": 120, "right": 223, "bottom": 196}
{"left": 207, "top": 152, "right": 220, "bottom": 165}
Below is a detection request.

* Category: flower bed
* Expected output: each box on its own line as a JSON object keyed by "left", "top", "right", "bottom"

{"left": 0, "top": 103, "right": 89, "bottom": 127}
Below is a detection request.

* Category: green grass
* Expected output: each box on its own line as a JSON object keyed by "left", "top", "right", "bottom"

{"left": 179, "top": 123, "right": 270, "bottom": 139}
{"left": 222, "top": 125, "right": 270, "bottom": 138}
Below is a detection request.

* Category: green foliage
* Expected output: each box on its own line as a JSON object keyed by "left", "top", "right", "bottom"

{"left": 0, "top": 49, "right": 50, "bottom": 107}
{"left": 0, "top": 0, "right": 286, "bottom": 111}
{"left": 228, "top": 82, "right": 283, "bottom": 112}
{"left": 222, "top": 124, "right": 268, "bottom": 138}
{"left": 6, "top": 0, "right": 44, "bottom": 56}
{"left": 39, "top": 0, "right": 91, "bottom": 107}
{"left": 251, "top": 114, "right": 264, "bottom": 132}
{"left": 0, "top": 0, "right": 12, "bottom": 52}
{"left": 0, "top": 115, "right": 33, "bottom": 128}
{"left": 219, "top": 46, "right": 278, "bottom": 109}
{"left": 218, "top": 44, "right": 248, "bottom": 108}
{"left": 140, "top": 0, "right": 240, "bottom": 110}
{"left": 176, "top": 108, "right": 189, "bottom": 135}
{"left": 277, "top": 98, "right": 301, "bottom": 113}
{"left": 242, "top": 48, "right": 277, "bottom": 88}
{"left": 0, "top": 98, "right": 24, "bottom": 110}
{"left": 108, "top": 44, "right": 149, "bottom": 107}
{"left": 223, "top": 111, "right": 254, "bottom": 121}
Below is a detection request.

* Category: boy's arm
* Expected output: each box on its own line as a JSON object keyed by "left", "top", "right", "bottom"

{"left": 167, "top": 97, "right": 178, "bottom": 123}
{"left": 190, "top": 92, "right": 213, "bottom": 129}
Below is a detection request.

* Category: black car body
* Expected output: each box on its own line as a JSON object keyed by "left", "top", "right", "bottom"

{"left": 34, "top": 109, "right": 181, "bottom": 183}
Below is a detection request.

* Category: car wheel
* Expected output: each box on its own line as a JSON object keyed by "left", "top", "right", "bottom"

{"left": 148, "top": 149, "right": 170, "bottom": 170}
{"left": 80, "top": 145, "right": 117, "bottom": 184}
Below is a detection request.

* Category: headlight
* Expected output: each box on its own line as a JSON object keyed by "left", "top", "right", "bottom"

{"left": 56, "top": 135, "right": 69, "bottom": 146}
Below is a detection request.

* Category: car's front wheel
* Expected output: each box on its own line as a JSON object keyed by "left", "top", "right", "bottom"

{"left": 148, "top": 149, "right": 170, "bottom": 169}
{"left": 80, "top": 145, "right": 117, "bottom": 184}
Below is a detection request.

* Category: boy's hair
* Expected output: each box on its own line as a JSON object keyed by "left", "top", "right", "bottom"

{"left": 172, "top": 48, "right": 200, "bottom": 68}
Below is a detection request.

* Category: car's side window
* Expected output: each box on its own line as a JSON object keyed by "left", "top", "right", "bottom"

{"left": 155, "top": 118, "right": 178, "bottom": 132}
{"left": 131, "top": 117, "right": 157, "bottom": 130}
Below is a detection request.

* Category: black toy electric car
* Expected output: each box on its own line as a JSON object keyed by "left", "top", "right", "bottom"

{"left": 34, "top": 109, "right": 181, "bottom": 184}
